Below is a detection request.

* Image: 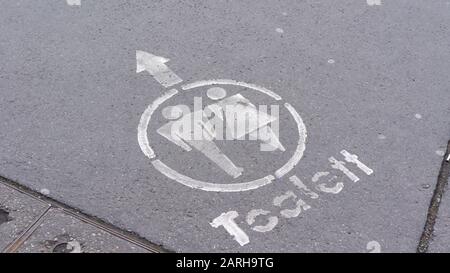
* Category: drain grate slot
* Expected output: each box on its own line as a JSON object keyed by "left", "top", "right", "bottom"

{"left": 0, "top": 208, "right": 10, "bottom": 226}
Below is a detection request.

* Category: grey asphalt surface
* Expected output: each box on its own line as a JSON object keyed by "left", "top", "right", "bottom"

{"left": 0, "top": 0, "right": 449, "bottom": 252}
{"left": 0, "top": 177, "right": 156, "bottom": 253}
{"left": 0, "top": 182, "right": 49, "bottom": 250}
{"left": 17, "top": 208, "right": 149, "bottom": 253}
{"left": 429, "top": 182, "right": 450, "bottom": 253}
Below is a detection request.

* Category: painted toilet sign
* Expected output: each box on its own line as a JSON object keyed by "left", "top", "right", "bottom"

{"left": 136, "top": 50, "right": 374, "bottom": 247}
{"left": 137, "top": 51, "right": 307, "bottom": 192}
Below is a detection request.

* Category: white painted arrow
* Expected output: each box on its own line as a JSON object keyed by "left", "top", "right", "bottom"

{"left": 66, "top": 0, "right": 81, "bottom": 6}
{"left": 136, "top": 51, "right": 183, "bottom": 88}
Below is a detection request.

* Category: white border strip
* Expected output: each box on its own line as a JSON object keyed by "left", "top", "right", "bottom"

{"left": 182, "top": 79, "right": 282, "bottom": 101}
{"left": 137, "top": 89, "right": 178, "bottom": 159}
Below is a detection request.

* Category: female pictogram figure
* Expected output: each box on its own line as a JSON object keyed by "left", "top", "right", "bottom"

{"left": 204, "top": 87, "right": 285, "bottom": 152}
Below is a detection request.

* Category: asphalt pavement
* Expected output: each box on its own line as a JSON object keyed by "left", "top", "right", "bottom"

{"left": 0, "top": 0, "right": 449, "bottom": 252}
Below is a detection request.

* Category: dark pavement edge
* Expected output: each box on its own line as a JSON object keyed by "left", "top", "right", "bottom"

{"left": 0, "top": 175, "right": 168, "bottom": 253}
{"left": 417, "top": 139, "right": 450, "bottom": 253}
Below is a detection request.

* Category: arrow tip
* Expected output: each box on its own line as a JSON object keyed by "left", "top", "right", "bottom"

{"left": 136, "top": 50, "right": 170, "bottom": 73}
{"left": 136, "top": 50, "right": 147, "bottom": 73}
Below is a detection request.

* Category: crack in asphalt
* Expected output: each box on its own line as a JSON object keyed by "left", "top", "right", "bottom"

{"left": 417, "top": 140, "right": 450, "bottom": 253}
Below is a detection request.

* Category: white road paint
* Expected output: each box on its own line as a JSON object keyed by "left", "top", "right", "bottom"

{"left": 139, "top": 78, "right": 301, "bottom": 192}
{"left": 211, "top": 150, "right": 374, "bottom": 246}
{"left": 312, "top": 172, "right": 344, "bottom": 194}
{"left": 273, "top": 191, "right": 311, "bottom": 218}
{"left": 138, "top": 89, "right": 178, "bottom": 159}
{"left": 140, "top": 80, "right": 306, "bottom": 192}
{"left": 66, "top": 0, "right": 81, "bottom": 6}
{"left": 414, "top": 113, "right": 422, "bottom": 119}
{"left": 341, "top": 150, "right": 374, "bottom": 175}
{"left": 211, "top": 211, "right": 249, "bottom": 246}
{"left": 136, "top": 51, "right": 183, "bottom": 88}
{"left": 311, "top": 172, "right": 329, "bottom": 183}
{"left": 327, "top": 59, "right": 335, "bottom": 64}
{"left": 157, "top": 101, "right": 246, "bottom": 178}
{"left": 207, "top": 87, "right": 227, "bottom": 100}
{"left": 275, "top": 28, "right": 284, "bottom": 34}
{"left": 436, "top": 150, "right": 445, "bottom": 157}
{"left": 366, "top": 0, "right": 381, "bottom": 6}
{"left": 133, "top": 51, "right": 376, "bottom": 249}
{"left": 366, "top": 241, "right": 381, "bottom": 253}
{"left": 40, "top": 188, "right": 50, "bottom": 195}
{"left": 329, "top": 157, "right": 360, "bottom": 183}
{"left": 377, "top": 134, "right": 386, "bottom": 140}
{"left": 182, "top": 79, "right": 282, "bottom": 101}
{"left": 152, "top": 159, "right": 275, "bottom": 192}
{"left": 290, "top": 175, "right": 319, "bottom": 199}
{"left": 275, "top": 103, "right": 307, "bottom": 178}
{"left": 246, "top": 209, "right": 279, "bottom": 232}
{"left": 186, "top": 140, "right": 243, "bottom": 178}
{"left": 206, "top": 93, "right": 284, "bottom": 151}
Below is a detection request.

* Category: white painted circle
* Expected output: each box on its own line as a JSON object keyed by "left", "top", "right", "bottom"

{"left": 137, "top": 79, "right": 307, "bottom": 192}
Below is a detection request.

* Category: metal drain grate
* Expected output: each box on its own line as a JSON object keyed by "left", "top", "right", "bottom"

{"left": 0, "top": 176, "right": 167, "bottom": 253}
